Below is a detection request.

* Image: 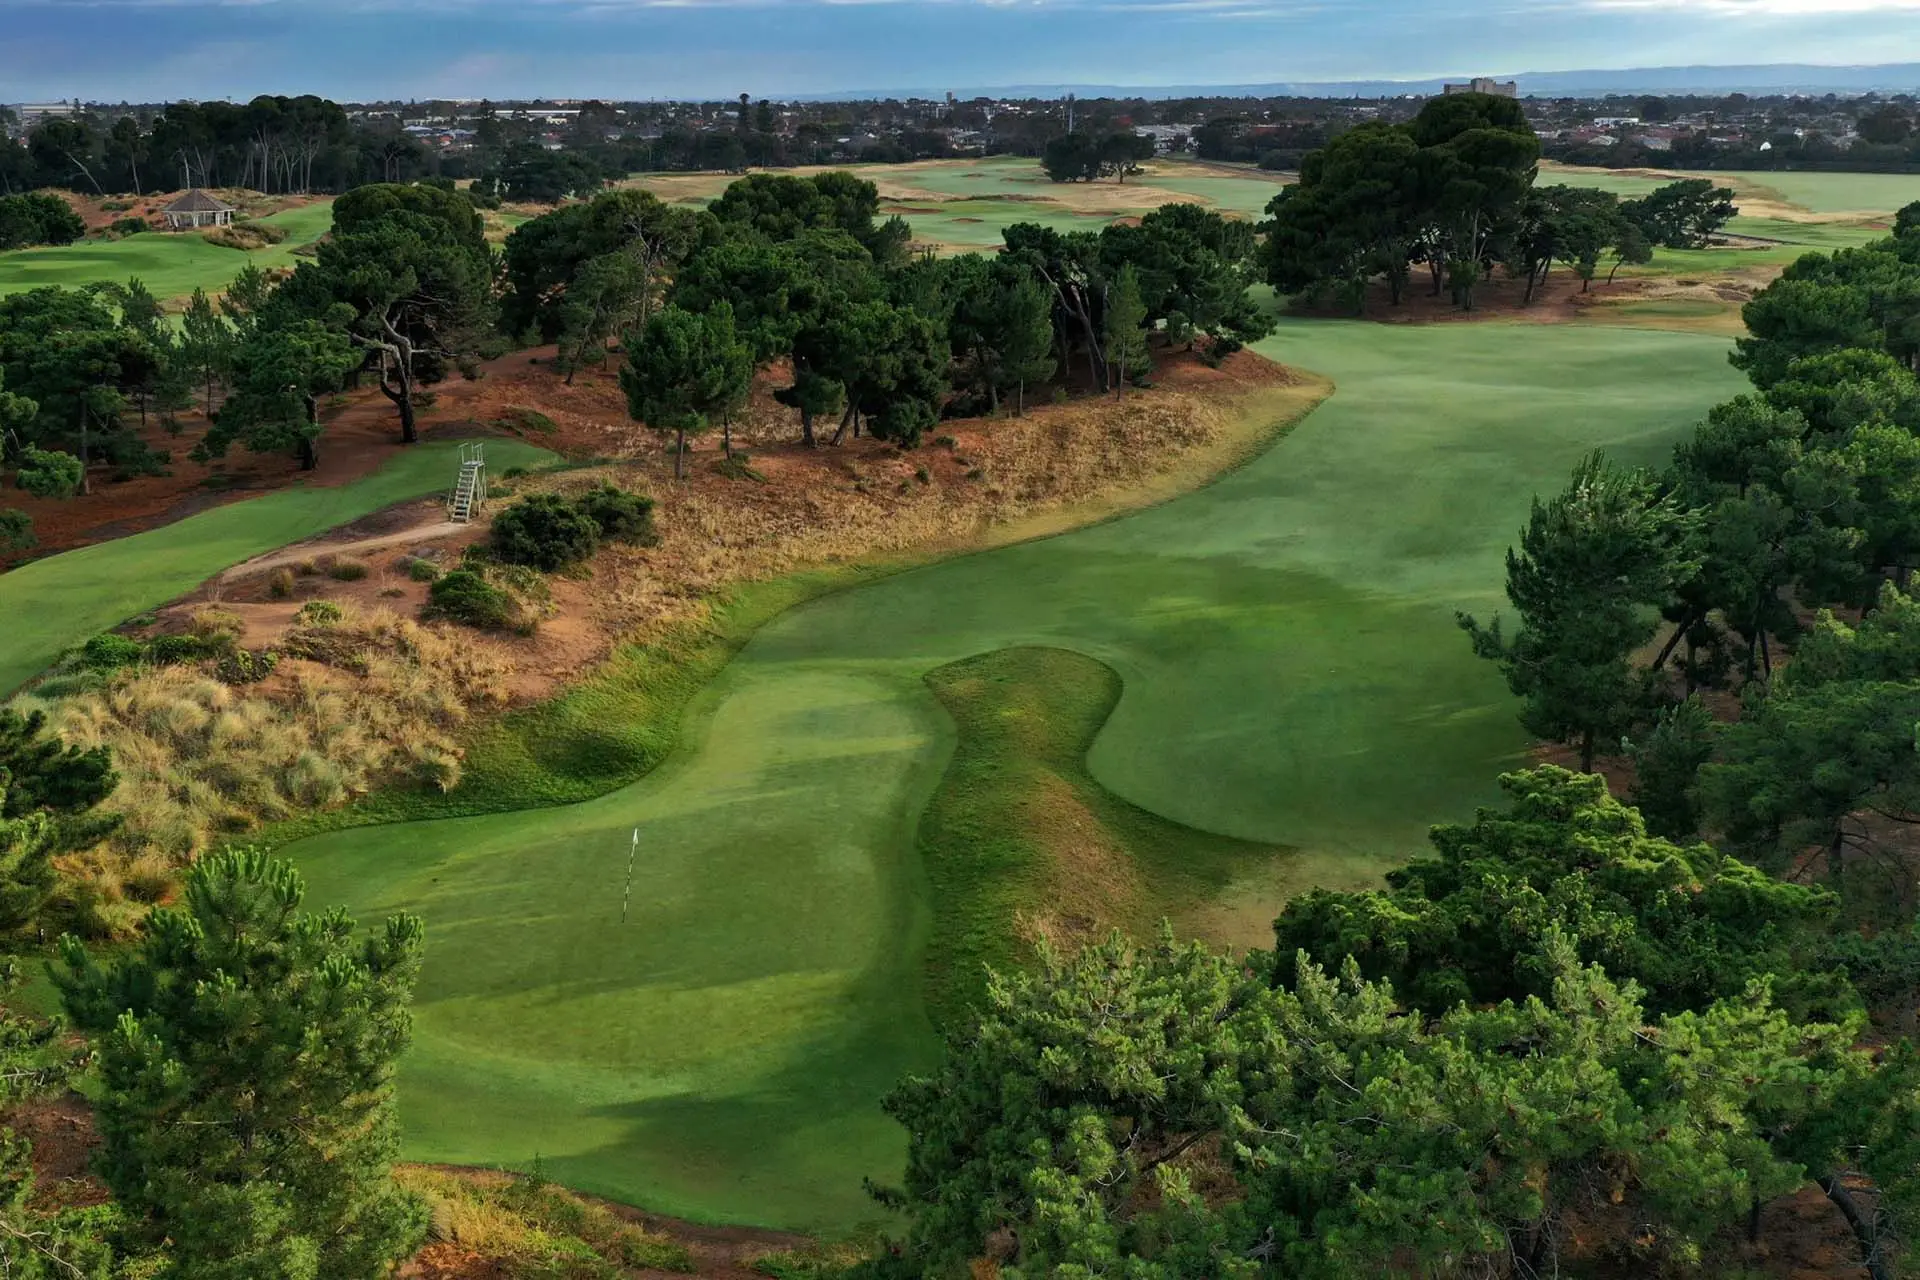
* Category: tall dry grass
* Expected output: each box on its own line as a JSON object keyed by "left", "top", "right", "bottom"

{"left": 17, "top": 609, "right": 511, "bottom": 932}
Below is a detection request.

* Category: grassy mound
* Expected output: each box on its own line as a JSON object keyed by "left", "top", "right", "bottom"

{"left": 917, "top": 646, "right": 1284, "bottom": 1028}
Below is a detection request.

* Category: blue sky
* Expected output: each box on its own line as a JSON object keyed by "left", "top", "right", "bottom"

{"left": 4, "top": 0, "right": 1920, "bottom": 102}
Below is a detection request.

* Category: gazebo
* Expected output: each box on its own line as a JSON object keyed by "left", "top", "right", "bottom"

{"left": 161, "top": 189, "right": 236, "bottom": 231}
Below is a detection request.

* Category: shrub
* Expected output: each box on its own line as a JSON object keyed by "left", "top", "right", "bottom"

{"left": 15, "top": 447, "right": 83, "bottom": 499}
{"left": 490, "top": 494, "right": 600, "bottom": 571}
{"left": 323, "top": 557, "right": 369, "bottom": 582}
{"left": 294, "top": 601, "right": 344, "bottom": 626}
{"left": 145, "top": 633, "right": 217, "bottom": 665}
{"left": 108, "top": 216, "right": 148, "bottom": 238}
{"left": 99, "top": 199, "right": 133, "bottom": 213}
{"left": 267, "top": 569, "right": 296, "bottom": 600}
{"left": 575, "top": 484, "right": 658, "bottom": 546}
{"left": 424, "top": 570, "right": 517, "bottom": 630}
{"left": 214, "top": 648, "right": 279, "bottom": 685}
{"left": 187, "top": 609, "right": 245, "bottom": 645}
{"left": 400, "top": 557, "right": 440, "bottom": 583}
{"left": 78, "top": 633, "right": 144, "bottom": 673}
{"left": 0, "top": 508, "right": 32, "bottom": 553}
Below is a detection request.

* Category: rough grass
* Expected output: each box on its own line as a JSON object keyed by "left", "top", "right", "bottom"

{"left": 0, "top": 438, "right": 558, "bottom": 695}
{"left": 24, "top": 609, "right": 512, "bottom": 933}
{"left": 916, "top": 646, "right": 1286, "bottom": 1027}
{"left": 399, "top": 1166, "right": 696, "bottom": 1274}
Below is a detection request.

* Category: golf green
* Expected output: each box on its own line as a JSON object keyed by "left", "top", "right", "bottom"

{"left": 0, "top": 438, "right": 557, "bottom": 694}
{"left": 286, "top": 319, "right": 1746, "bottom": 1233}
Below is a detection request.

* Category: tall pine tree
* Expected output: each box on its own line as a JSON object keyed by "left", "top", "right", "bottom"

{"left": 55, "top": 847, "right": 427, "bottom": 1279}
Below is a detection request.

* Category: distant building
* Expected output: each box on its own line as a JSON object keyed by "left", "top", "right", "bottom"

{"left": 161, "top": 189, "right": 236, "bottom": 231}
{"left": 1443, "top": 78, "right": 1518, "bottom": 98}
{"left": 11, "top": 102, "right": 81, "bottom": 128}
{"left": 1133, "top": 124, "right": 1195, "bottom": 154}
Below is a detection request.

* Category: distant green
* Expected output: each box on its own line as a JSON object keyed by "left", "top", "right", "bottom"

{"left": 0, "top": 438, "right": 556, "bottom": 694}
{"left": 286, "top": 318, "right": 1744, "bottom": 1234}
{"left": 0, "top": 202, "right": 334, "bottom": 303}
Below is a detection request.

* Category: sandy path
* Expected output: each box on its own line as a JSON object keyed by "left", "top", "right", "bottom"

{"left": 219, "top": 518, "right": 465, "bottom": 581}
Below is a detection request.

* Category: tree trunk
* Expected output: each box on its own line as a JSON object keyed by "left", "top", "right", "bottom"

{"left": 829, "top": 404, "right": 854, "bottom": 446}
{"left": 1580, "top": 727, "right": 1596, "bottom": 774}
{"left": 298, "top": 434, "right": 318, "bottom": 471}
{"left": 799, "top": 405, "right": 816, "bottom": 447}
{"left": 77, "top": 409, "right": 91, "bottom": 497}
{"left": 1829, "top": 825, "right": 1847, "bottom": 887}
{"left": 722, "top": 415, "right": 732, "bottom": 459}
{"left": 1822, "top": 1173, "right": 1894, "bottom": 1280}
{"left": 674, "top": 425, "right": 686, "bottom": 480}
{"left": 1017, "top": 381, "right": 1026, "bottom": 416}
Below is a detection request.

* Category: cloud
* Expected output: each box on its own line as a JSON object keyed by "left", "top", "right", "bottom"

{"left": 1582, "top": 0, "right": 1920, "bottom": 11}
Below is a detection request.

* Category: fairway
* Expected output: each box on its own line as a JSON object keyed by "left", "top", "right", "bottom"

{"left": 627, "top": 155, "right": 1291, "bottom": 253}
{"left": 0, "top": 438, "right": 556, "bottom": 694}
{"left": 0, "top": 202, "right": 334, "bottom": 303}
{"left": 287, "top": 318, "right": 1746, "bottom": 1232}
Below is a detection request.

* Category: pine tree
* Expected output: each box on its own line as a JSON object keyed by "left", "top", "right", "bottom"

{"left": 179, "top": 287, "right": 235, "bottom": 413}
{"left": 54, "top": 847, "right": 427, "bottom": 1279}
{"left": 1103, "top": 264, "right": 1149, "bottom": 395}
{"left": 997, "top": 275, "right": 1056, "bottom": 415}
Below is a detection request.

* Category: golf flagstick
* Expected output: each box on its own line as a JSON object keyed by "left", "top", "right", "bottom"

{"left": 620, "top": 827, "right": 639, "bottom": 924}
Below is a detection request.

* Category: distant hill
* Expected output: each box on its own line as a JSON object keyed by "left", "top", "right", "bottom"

{"left": 800, "top": 64, "right": 1920, "bottom": 102}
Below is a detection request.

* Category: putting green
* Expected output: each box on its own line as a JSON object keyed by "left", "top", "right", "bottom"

{"left": 0, "top": 202, "right": 334, "bottom": 303}
{"left": 0, "top": 438, "right": 557, "bottom": 694}
{"left": 286, "top": 318, "right": 1746, "bottom": 1233}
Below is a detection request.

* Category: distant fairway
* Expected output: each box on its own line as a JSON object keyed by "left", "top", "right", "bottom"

{"left": 0, "top": 437, "right": 556, "bottom": 694}
{"left": 627, "top": 155, "right": 1291, "bottom": 253}
{"left": 287, "top": 317, "right": 1745, "bottom": 1233}
{"left": 0, "top": 202, "right": 334, "bottom": 303}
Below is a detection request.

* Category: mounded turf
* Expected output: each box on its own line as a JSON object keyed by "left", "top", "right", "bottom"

{"left": 286, "top": 318, "right": 1746, "bottom": 1233}
{"left": 0, "top": 202, "right": 334, "bottom": 303}
{"left": 0, "top": 437, "right": 556, "bottom": 694}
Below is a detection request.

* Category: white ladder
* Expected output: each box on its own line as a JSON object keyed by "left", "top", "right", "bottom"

{"left": 448, "top": 444, "right": 486, "bottom": 523}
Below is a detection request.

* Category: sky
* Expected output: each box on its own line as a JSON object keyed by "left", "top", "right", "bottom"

{"left": 4, "top": 0, "right": 1920, "bottom": 103}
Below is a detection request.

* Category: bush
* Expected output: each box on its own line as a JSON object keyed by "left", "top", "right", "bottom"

{"left": 145, "top": 633, "right": 219, "bottom": 665}
{"left": 294, "top": 601, "right": 344, "bottom": 626}
{"left": 267, "top": 569, "right": 296, "bottom": 600}
{"left": 0, "top": 508, "right": 32, "bottom": 553}
{"left": 490, "top": 493, "right": 600, "bottom": 571}
{"left": 575, "top": 485, "right": 658, "bottom": 546}
{"left": 187, "top": 609, "right": 245, "bottom": 644}
{"left": 423, "top": 570, "right": 518, "bottom": 630}
{"left": 214, "top": 649, "right": 279, "bottom": 685}
{"left": 325, "top": 557, "right": 369, "bottom": 582}
{"left": 15, "top": 447, "right": 83, "bottom": 499}
{"left": 107, "top": 216, "right": 148, "bottom": 238}
{"left": 399, "top": 556, "right": 440, "bottom": 583}
{"left": 78, "top": 633, "right": 144, "bottom": 673}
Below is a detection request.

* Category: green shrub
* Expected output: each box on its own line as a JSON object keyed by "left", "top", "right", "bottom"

{"left": 400, "top": 556, "right": 440, "bottom": 583}
{"left": 215, "top": 648, "right": 280, "bottom": 685}
{"left": 502, "top": 466, "right": 529, "bottom": 480}
{"left": 325, "top": 557, "right": 369, "bottom": 582}
{"left": 575, "top": 485, "right": 658, "bottom": 546}
{"left": 490, "top": 494, "right": 600, "bottom": 571}
{"left": 99, "top": 199, "right": 133, "bottom": 213}
{"left": 267, "top": 569, "right": 296, "bottom": 600}
{"left": 187, "top": 609, "right": 245, "bottom": 644}
{"left": 294, "top": 601, "right": 344, "bottom": 626}
{"left": 78, "top": 633, "right": 144, "bottom": 672}
{"left": 423, "top": 570, "right": 517, "bottom": 630}
{"left": 0, "top": 508, "right": 32, "bottom": 553}
{"left": 108, "top": 216, "right": 148, "bottom": 237}
{"left": 15, "top": 447, "right": 83, "bottom": 499}
{"left": 145, "top": 633, "right": 217, "bottom": 665}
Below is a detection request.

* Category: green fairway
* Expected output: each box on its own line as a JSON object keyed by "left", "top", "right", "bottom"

{"left": 286, "top": 318, "right": 1745, "bottom": 1232}
{"left": 1712, "top": 170, "right": 1920, "bottom": 215}
{"left": 0, "top": 202, "right": 334, "bottom": 303}
{"left": 0, "top": 437, "right": 556, "bottom": 694}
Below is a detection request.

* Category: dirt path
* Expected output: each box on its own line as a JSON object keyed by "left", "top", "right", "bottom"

{"left": 219, "top": 517, "right": 466, "bottom": 581}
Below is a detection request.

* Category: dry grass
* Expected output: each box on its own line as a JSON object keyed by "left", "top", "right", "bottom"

{"left": 16, "top": 609, "right": 511, "bottom": 932}
{"left": 395, "top": 1166, "right": 694, "bottom": 1274}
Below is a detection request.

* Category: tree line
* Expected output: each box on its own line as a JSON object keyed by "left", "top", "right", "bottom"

{"left": 0, "top": 169, "right": 1273, "bottom": 549}
{"left": 1263, "top": 92, "right": 1737, "bottom": 312}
